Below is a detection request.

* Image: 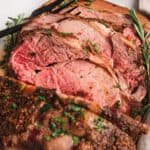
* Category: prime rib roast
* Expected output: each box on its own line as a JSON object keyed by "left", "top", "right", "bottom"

{"left": 0, "top": 3, "right": 149, "bottom": 150}
{"left": 0, "top": 76, "right": 148, "bottom": 149}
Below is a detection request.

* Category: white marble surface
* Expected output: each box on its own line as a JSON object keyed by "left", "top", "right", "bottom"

{"left": 0, "top": 0, "right": 47, "bottom": 30}
{"left": 0, "top": 0, "right": 47, "bottom": 49}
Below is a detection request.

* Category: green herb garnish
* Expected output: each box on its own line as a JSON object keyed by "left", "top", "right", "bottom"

{"left": 114, "top": 83, "right": 121, "bottom": 89}
{"left": 55, "top": 116, "right": 63, "bottom": 122}
{"left": 55, "top": 116, "right": 66, "bottom": 125}
{"left": 47, "top": 29, "right": 52, "bottom": 36}
{"left": 131, "top": 104, "right": 150, "bottom": 118}
{"left": 50, "top": 122, "right": 57, "bottom": 130}
{"left": 84, "top": 46, "right": 90, "bottom": 52}
{"left": 69, "top": 114, "right": 76, "bottom": 122}
{"left": 127, "top": 84, "right": 131, "bottom": 89}
{"left": 88, "top": 40, "right": 99, "bottom": 53}
{"left": 44, "top": 135, "right": 51, "bottom": 141}
{"left": 81, "top": 111, "right": 86, "bottom": 117}
{"left": 94, "top": 117, "right": 106, "bottom": 132}
{"left": 140, "top": 104, "right": 150, "bottom": 116}
{"left": 40, "top": 103, "right": 52, "bottom": 113}
{"left": 1, "top": 95, "right": 7, "bottom": 100}
{"left": 51, "top": 129, "right": 69, "bottom": 138}
{"left": 63, "top": 111, "right": 76, "bottom": 122}
{"left": 73, "top": 136, "right": 80, "bottom": 145}
{"left": 130, "top": 10, "right": 150, "bottom": 103}
{"left": 115, "top": 100, "right": 121, "bottom": 109}
{"left": 60, "top": 32, "right": 74, "bottom": 37}
{"left": 38, "top": 95, "right": 46, "bottom": 101}
{"left": 71, "top": 104, "right": 82, "bottom": 112}
{"left": 12, "top": 103, "right": 17, "bottom": 109}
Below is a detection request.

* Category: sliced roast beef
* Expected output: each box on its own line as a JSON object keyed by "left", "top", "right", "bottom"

{"left": 51, "top": 18, "right": 112, "bottom": 58}
{"left": 21, "top": 13, "right": 64, "bottom": 33}
{"left": 10, "top": 28, "right": 140, "bottom": 114}
{"left": 21, "top": 14, "right": 113, "bottom": 59}
{"left": 10, "top": 29, "right": 89, "bottom": 83}
{"left": 111, "top": 33, "right": 146, "bottom": 101}
{"left": 0, "top": 76, "right": 138, "bottom": 150}
{"left": 1, "top": 2, "right": 149, "bottom": 149}
{"left": 64, "top": 6, "right": 132, "bottom": 31}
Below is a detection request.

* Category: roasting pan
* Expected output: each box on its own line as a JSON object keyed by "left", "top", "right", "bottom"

{"left": 0, "top": 0, "right": 150, "bottom": 149}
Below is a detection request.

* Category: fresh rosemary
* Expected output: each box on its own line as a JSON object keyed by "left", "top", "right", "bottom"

{"left": 5, "top": 14, "right": 24, "bottom": 50}
{"left": 0, "top": 15, "right": 24, "bottom": 68}
{"left": 130, "top": 10, "right": 150, "bottom": 104}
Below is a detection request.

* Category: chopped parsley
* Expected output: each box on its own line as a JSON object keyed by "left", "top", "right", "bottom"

{"left": 38, "top": 95, "right": 46, "bottom": 101}
{"left": 60, "top": 32, "right": 74, "bottom": 37}
{"left": 50, "top": 122, "right": 57, "bottom": 130}
{"left": 114, "top": 83, "right": 120, "bottom": 89}
{"left": 55, "top": 116, "right": 66, "bottom": 125}
{"left": 47, "top": 29, "right": 52, "bottom": 36}
{"left": 94, "top": 117, "right": 106, "bottom": 132}
{"left": 89, "top": 40, "right": 99, "bottom": 53}
{"left": 44, "top": 135, "right": 51, "bottom": 141}
{"left": 84, "top": 46, "right": 90, "bottom": 52}
{"left": 69, "top": 114, "right": 76, "bottom": 122}
{"left": 115, "top": 100, "right": 121, "bottom": 109}
{"left": 71, "top": 104, "right": 82, "bottom": 112}
{"left": 127, "top": 84, "right": 131, "bottom": 89}
{"left": 73, "top": 136, "right": 80, "bottom": 145}
{"left": 63, "top": 111, "right": 68, "bottom": 116}
{"left": 40, "top": 103, "right": 52, "bottom": 113}
{"left": 55, "top": 116, "right": 63, "bottom": 122}
{"left": 94, "top": 44, "right": 99, "bottom": 53}
{"left": 81, "top": 111, "right": 86, "bottom": 117}
{"left": 63, "top": 111, "right": 76, "bottom": 122}
{"left": 12, "top": 103, "right": 17, "bottom": 109}
{"left": 1, "top": 95, "right": 7, "bottom": 100}
{"left": 51, "top": 129, "right": 69, "bottom": 138}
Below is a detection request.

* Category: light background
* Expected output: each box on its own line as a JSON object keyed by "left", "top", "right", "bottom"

{"left": 0, "top": 0, "right": 138, "bottom": 30}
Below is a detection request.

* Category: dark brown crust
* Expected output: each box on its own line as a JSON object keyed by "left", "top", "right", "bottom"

{"left": 0, "top": 76, "right": 136, "bottom": 149}
{"left": 78, "top": 0, "right": 150, "bottom": 30}
{"left": 102, "top": 107, "right": 149, "bottom": 141}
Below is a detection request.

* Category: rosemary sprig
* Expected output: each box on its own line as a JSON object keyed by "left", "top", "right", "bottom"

{"left": 130, "top": 10, "right": 150, "bottom": 103}
{"left": 0, "top": 15, "right": 24, "bottom": 68}
{"left": 5, "top": 14, "right": 24, "bottom": 50}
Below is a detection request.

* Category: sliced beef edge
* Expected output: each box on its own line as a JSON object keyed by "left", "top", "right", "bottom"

{"left": 0, "top": 76, "right": 140, "bottom": 150}
{"left": 0, "top": 76, "right": 149, "bottom": 149}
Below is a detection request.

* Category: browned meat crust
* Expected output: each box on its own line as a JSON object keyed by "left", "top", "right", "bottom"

{"left": 0, "top": 76, "right": 138, "bottom": 150}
